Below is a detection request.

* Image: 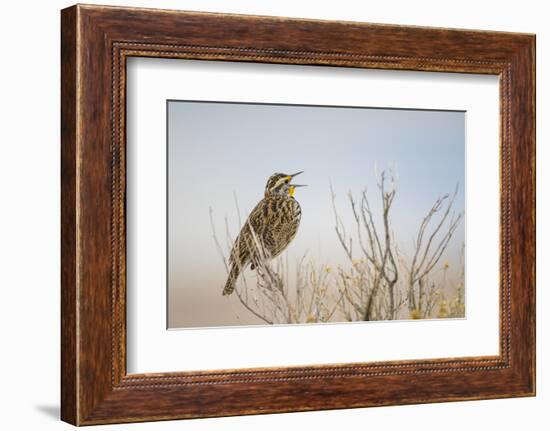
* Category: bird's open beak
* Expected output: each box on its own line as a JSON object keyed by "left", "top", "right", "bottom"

{"left": 288, "top": 171, "right": 306, "bottom": 188}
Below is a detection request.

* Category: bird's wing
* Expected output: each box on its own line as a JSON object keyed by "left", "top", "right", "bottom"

{"left": 229, "top": 197, "right": 301, "bottom": 265}
{"left": 267, "top": 200, "right": 301, "bottom": 258}
{"left": 229, "top": 199, "right": 267, "bottom": 265}
{"left": 259, "top": 197, "right": 301, "bottom": 258}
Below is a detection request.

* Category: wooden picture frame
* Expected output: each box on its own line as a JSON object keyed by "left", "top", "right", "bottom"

{"left": 61, "top": 4, "right": 535, "bottom": 425}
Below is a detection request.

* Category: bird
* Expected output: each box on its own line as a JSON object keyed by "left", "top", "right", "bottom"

{"left": 223, "top": 171, "right": 306, "bottom": 295}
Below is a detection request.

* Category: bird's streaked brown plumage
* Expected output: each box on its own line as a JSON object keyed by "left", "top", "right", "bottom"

{"left": 223, "top": 172, "right": 305, "bottom": 295}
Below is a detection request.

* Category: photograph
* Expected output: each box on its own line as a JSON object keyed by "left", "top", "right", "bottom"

{"left": 167, "top": 100, "right": 466, "bottom": 328}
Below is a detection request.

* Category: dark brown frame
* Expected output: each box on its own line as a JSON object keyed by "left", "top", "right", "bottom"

{"left": 61, "top": 4, "right": 536, "bottom": 426}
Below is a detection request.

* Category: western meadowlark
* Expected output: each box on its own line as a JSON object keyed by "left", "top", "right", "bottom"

{"left": 223, "top": 171, "right": 306, "bottom": 295}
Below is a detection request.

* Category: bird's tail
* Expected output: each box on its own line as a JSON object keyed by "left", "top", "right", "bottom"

{"left": 223, "top": 264, "right": 240, "bottom": 296}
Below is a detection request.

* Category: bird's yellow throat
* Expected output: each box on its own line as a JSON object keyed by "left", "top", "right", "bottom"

{"left": 289, "top": 185, "right": 295, "bottom": 197}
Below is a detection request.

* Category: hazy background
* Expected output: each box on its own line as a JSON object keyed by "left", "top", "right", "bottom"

{"left": 168, "top": 101, "right": 465, "bottom": 328}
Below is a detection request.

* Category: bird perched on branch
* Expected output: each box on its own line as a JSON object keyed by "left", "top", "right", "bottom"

{"left": 223, "top": 171, "right": 306, "bottom": 295}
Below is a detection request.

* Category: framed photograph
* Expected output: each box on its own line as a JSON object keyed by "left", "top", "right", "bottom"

{"left": 61, "top": 4, "right": 535, "bottom": 425}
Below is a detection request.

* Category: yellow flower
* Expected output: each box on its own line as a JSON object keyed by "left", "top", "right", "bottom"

{"left": 438, "top": 300, "right": 449, "bottom": 318}
{"left": 443, "top": 262, "right": 450, "bottom": 270}
{"left": 410, "top": 309, "right": 422, "bottom": 319}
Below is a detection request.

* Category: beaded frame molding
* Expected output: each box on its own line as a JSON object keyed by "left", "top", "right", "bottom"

{"left": 61, "top": 4, "right": 535, "bottom": 425}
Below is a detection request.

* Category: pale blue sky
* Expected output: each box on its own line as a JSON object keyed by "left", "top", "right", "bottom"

{"left": 168, "top": 101, "right": 465, "bottom": 327}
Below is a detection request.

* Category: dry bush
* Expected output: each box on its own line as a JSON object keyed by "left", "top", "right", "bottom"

{"left": 403, "top": 185, "right": 462, "bottom": 318}
{"left": 331, "top": 171, "right": 401, "bottom": 321}
{"left": 210, "top": 170, "right": 464, "bottom": 324}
